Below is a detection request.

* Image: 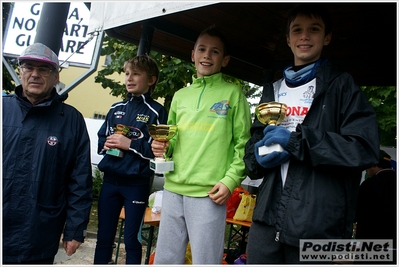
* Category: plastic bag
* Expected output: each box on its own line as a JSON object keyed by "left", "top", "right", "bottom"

{"left": 234, "top": 254, "right": 247, "bottom": 264}
{"left": 148, "top": 190, "right": 163, "bottom": 214}
{"left": 185, "top": 242, "right": 192, "bottom": 264}
{"left": 226, "top": 186, "right": 247, "bottom": 218}
{"left": 233, "top": 192, "right": 256, "bottom": 222}
{"left": 148, "top": 243, "right": 192, "bottom": 264}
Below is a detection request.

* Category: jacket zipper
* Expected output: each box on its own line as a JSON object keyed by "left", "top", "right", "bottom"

{"left": 196, "top": 78, "right": 206, "bottom": 111}
{"left": 275, "top": 231, "right": 280, "bottom": 242}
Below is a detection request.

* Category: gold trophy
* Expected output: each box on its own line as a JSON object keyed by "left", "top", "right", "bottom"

{"left": 255, "top": 101, "right": 288, "bottom": 156}
{"left": 148, "top": 124, "right": 177, "bottom": 173}
{"left": 106, "top": 124, "right": 130, "bottom": 158}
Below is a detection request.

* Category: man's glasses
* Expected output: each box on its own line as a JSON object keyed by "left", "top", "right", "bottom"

{"left": 19, "top": 65, "right": 54, "bottom": 77}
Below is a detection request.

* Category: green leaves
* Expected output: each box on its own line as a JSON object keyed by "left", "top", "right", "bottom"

{"left": 150, "top": 53, "right": 195, "bottom": 110}
{"left": 95, "top": 35, "right": 264, "bottom": 113}
{"left": 95, "top": 36, "right": 194, "bottom": 109}
{"left": 361, "top": 86, "right": 397, "bottom": 146}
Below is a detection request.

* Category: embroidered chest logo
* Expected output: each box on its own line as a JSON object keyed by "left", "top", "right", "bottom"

{"left": 209, "top": 100, "right": 231, "bottom": 116}
{"left": 47, "top": 136, "right": 58, "bottom": 146}
{"left": 114, "top": 111, "right": 125, "bottom": 119}
{"left": 136, "top": 114, "right": 150, "bottom": 123}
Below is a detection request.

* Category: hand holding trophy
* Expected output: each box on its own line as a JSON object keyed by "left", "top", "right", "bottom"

{"left": 256, "top": 102, "right": 287, "bottom": 156}
{"left": 148, "top": 124, "right": 177, "bottom": 173}
{"left": 106, "top": 124, "right": 130, "bottom": 158}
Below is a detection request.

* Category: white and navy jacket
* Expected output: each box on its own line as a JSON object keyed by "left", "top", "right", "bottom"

{"left": 97, "top": 91, "right": 167, "bottom": 185}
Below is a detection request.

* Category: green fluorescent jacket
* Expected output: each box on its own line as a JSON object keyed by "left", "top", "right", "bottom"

{"left": 165, "top": 72, "right": 252, "bottom": 197}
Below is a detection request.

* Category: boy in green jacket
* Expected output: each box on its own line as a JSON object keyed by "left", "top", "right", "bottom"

{"left": 151, "top": 25, "right": 252, "bottom": 264}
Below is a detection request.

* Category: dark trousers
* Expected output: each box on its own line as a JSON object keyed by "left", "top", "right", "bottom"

{"left": 246, "top": 222, "right": 302, "bottom": 264}
{"left": 3, "top": 257, "right": 55, "bottom": 264}
{"left": 93, "top": 181, "right": 150, "bottom": 264}
{"left": 247, "top": 222, "right": 331, "bottom": 264}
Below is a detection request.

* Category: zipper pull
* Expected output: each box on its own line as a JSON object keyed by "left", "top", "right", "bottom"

{"left": 275, "top": 231, "right": 280, "bottom": 242}
{"left": 352, "top": 222, "right": 357, "bottom": 239}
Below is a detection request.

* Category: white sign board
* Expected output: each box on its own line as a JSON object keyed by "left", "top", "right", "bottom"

{"left": 3, "top": 2, "right": 97, "bottom": 66}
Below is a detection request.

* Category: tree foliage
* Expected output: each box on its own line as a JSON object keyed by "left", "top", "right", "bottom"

{"left": 360, "top": 86, "right": 397, "bottom": 147}
{"left": 2, "top": 63, "right": 17, "bottom": 93}
{"left": 94, "top": 35, "right": 259, "bottom": 112}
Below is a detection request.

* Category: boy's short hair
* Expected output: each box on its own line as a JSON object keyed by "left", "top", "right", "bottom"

{"left": 196, "top": 25, "right": 229, "bottom": 56}
{"left": 124, "top": 54, "right": 160, "bottom": 93}
{"left": 286, "top": 4, "right": 332, "bottom": 36}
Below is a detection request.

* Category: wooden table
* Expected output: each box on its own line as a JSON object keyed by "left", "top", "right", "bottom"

{"left": 142, "top": 207, "right": 161, "bottom": 264}
{"left": 225, "top": 217, "right": 252, "bottom": 255}
{"left": 118, "top": 206, "right": 161, "bottom": 224}
{"left": 143, "top": 207, "right": 161, "bottom": 226}
{"left": 115, "top": 207, "right": 161, "bottom": 264}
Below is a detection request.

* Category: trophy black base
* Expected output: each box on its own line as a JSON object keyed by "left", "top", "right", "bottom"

{"left": 258, "top": 143, "right": 284, "bottom": 156}
{"left": 106, "top": 149, "right": 124, "bottom": 158}
{"left": 150, "top": 159, "right": 174, "bottom": 173}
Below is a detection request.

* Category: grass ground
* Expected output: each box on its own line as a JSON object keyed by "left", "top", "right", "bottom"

{"left": 87, "top": 199, "right": 99, "bottom": 234}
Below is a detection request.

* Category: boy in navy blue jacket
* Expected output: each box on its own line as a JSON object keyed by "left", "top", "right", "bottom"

{"left": 94, "top": 55, "right": 167, "bottom": 264}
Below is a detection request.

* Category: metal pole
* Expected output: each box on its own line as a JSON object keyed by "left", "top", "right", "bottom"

{"left": 34, "top": 2, "right": 70, "bottom": 55}
{"left": 263, "top": 69, "right": 275, "bottom": 86}
{"left": 137, "top": 23, "right": 154, "bottom": 56}
{"left": 59, "top": 30, "right": 104, "bottom": 95}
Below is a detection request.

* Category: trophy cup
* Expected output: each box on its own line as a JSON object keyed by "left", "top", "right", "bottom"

{"left": 148, "top": 124, "right": 178, "bottom": 173}
{"left": 106, "top": 124, "right": 130, "bottom": 158}
{"left": 255, "top": 101, "right": 288, "bottom": 156}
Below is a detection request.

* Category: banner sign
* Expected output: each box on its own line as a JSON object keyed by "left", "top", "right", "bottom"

{"left": 3, "top": 2, "right": 97, "bottom": 66}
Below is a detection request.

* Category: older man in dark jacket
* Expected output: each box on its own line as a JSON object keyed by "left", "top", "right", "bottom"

{"left": 2, "top": 43, "right": 92, "bottom": 264}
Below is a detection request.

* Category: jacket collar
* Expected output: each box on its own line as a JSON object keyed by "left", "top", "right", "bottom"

{"left": 128, "top": 91, "right": 151, "bottom": 103}
{"left": 15, "top": 85, "right": 60, "bottom": 107}
{"left": 273, "top": 61, "right": 343, "bottom": 101}
{"left": 192, "top": 72, "right": 224, "bottom": 87}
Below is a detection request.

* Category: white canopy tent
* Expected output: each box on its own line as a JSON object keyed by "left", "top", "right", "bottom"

{"left": 88, "top": 2, "right": 217, "bottom": 34}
